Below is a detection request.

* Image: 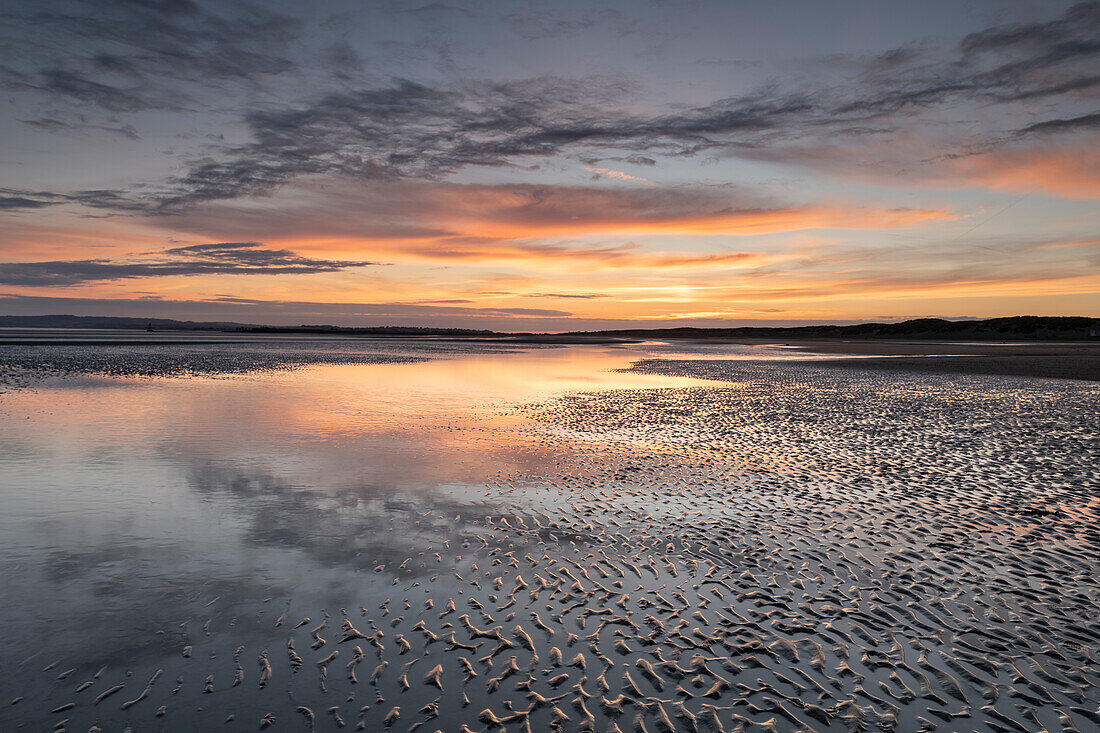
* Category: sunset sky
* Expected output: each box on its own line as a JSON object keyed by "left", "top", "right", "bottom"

{"left": 1, "top": 0, "right": 1098, "bottom": 329}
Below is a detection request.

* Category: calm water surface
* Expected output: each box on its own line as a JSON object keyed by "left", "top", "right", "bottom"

{"left": 0, "top": 341, "right": 724, "bottom": 726}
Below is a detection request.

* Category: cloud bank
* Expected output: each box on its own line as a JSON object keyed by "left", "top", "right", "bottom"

{"left": 0, "top": 242, "right": 381, "bottom": 285}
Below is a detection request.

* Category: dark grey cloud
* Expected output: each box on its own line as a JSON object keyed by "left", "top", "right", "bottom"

{"left": 5, "top": 2, "right": 1098, "bottom": 213}
{"left": 0, "top": 195, "right": 57, "bottom": 210}
{"left": 1015, "top": 110, "right": 1100, "bottom": 135}
{"left": 137, "top": 3, "right": 1100, "bottom": 209}
{"left": 1, "top": 0, "right": 302, "bottom": 111}
{"left": 23, "top": 69, "right": 157, "bottom": 112}
{"left": 0, "top": 187, "right": 154, "bottom": 212}
{"left": 0, "top": 242, "right": 380, "bottom": 285}
{"left": 156, "top": 75, "right": 641, "bottom": 207}
{"left": 836, "top": 3, "right": 1100, "bottom": 114}
{"left": 21, "top": 116, "right": 140, "bottom": 139}
{"left": 959, "top": 2, "right": 1100, "bottom": 54}
{"left": 162, "top": 241, "right": 365, "bottom": 269}
{"left": 151, "top": 75, "right": 820, "bottom": 209}
{"left": 0, "top": 188, "right": 66, "bottom": 210}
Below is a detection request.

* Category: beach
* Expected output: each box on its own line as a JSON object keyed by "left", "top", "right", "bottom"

{"left": 1, "top": 336, "right": 1097, "bottom": 732}
{"left": 774, "top": 339, "right": 1100, "bottom": 381}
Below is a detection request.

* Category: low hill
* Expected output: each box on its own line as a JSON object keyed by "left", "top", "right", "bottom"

{"left": 0, "top": 314, "right": 494, "bottom": 336}
{"left": 0, "top": 314, "right": 254, "bottom": 330}
{"left": 1, "top": 314, "right": 1096, "bottom": 340}
{"left": 570, "top": 316, "right": 1099, "bottom": 341}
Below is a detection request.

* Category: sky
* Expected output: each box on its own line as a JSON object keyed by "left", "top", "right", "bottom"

{"left": 1, "top": 0, "right": 1098, "bottom": 330}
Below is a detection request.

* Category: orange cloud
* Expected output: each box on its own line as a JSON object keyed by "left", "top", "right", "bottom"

{"left": 8, "top": 176, "right": 1091, "bottom": 328}
{"left": 0, "top": 216, "right": 169, "bottom": 260}
{"left": 736, "top": 131, "right": 1100, "bottom": 202}
{"left": 449, "top": 204, "right": 949, "bottom": 240}
{"left": 702, "top": 270, "right": 1100, "bottom": 303}
{"left": 373, "top": 239, "right": 782, "bottom": 271}
{"left": 155, "top": 180, "right": 954, "bottom": 268}
{"left": 949, "top": 143, "right": 1100, "bottom": 200}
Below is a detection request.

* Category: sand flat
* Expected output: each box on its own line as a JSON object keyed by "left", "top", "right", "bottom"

{"left": 0, "top": 339, "right": 1097, "bottom": 732}
{"left": 762, "top": 338, "right": 1100, "bottom": 380}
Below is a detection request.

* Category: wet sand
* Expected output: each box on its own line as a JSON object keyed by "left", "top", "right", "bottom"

{"left": 1, "top": 339, "right": 1098, "bottom": 732}
{"left": 757, "top": 339, "right": 1100, "bottom": 381}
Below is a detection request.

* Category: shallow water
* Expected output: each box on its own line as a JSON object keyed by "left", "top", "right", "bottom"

{"left": 1, "top": 338, "right": 1097, "bottom": 732}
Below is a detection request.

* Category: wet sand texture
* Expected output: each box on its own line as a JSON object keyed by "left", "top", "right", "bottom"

{"left": 775, "top": 339, "right": 1100, "bottom": 381}
{"left": 0, "top": 345, "right": 1097, "bottom": 732}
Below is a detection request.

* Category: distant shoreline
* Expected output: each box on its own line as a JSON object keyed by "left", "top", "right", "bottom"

{"left": 2, "top": 314, "right": 1099, "bottom": 342}
{"left": 1, "top": 326, "right": 1097, "bottom": 380}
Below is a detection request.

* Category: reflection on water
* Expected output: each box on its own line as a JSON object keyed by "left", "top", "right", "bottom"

{"left": 1, "top": 339, "right": 1097, "bottom": 732}
{"left": 0, "top": 343, "right": 720, "bottom": 716}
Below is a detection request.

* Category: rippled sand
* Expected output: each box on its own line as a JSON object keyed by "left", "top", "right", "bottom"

{"left": 1, "top": 339, "right": 1097, "bottom": 732}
